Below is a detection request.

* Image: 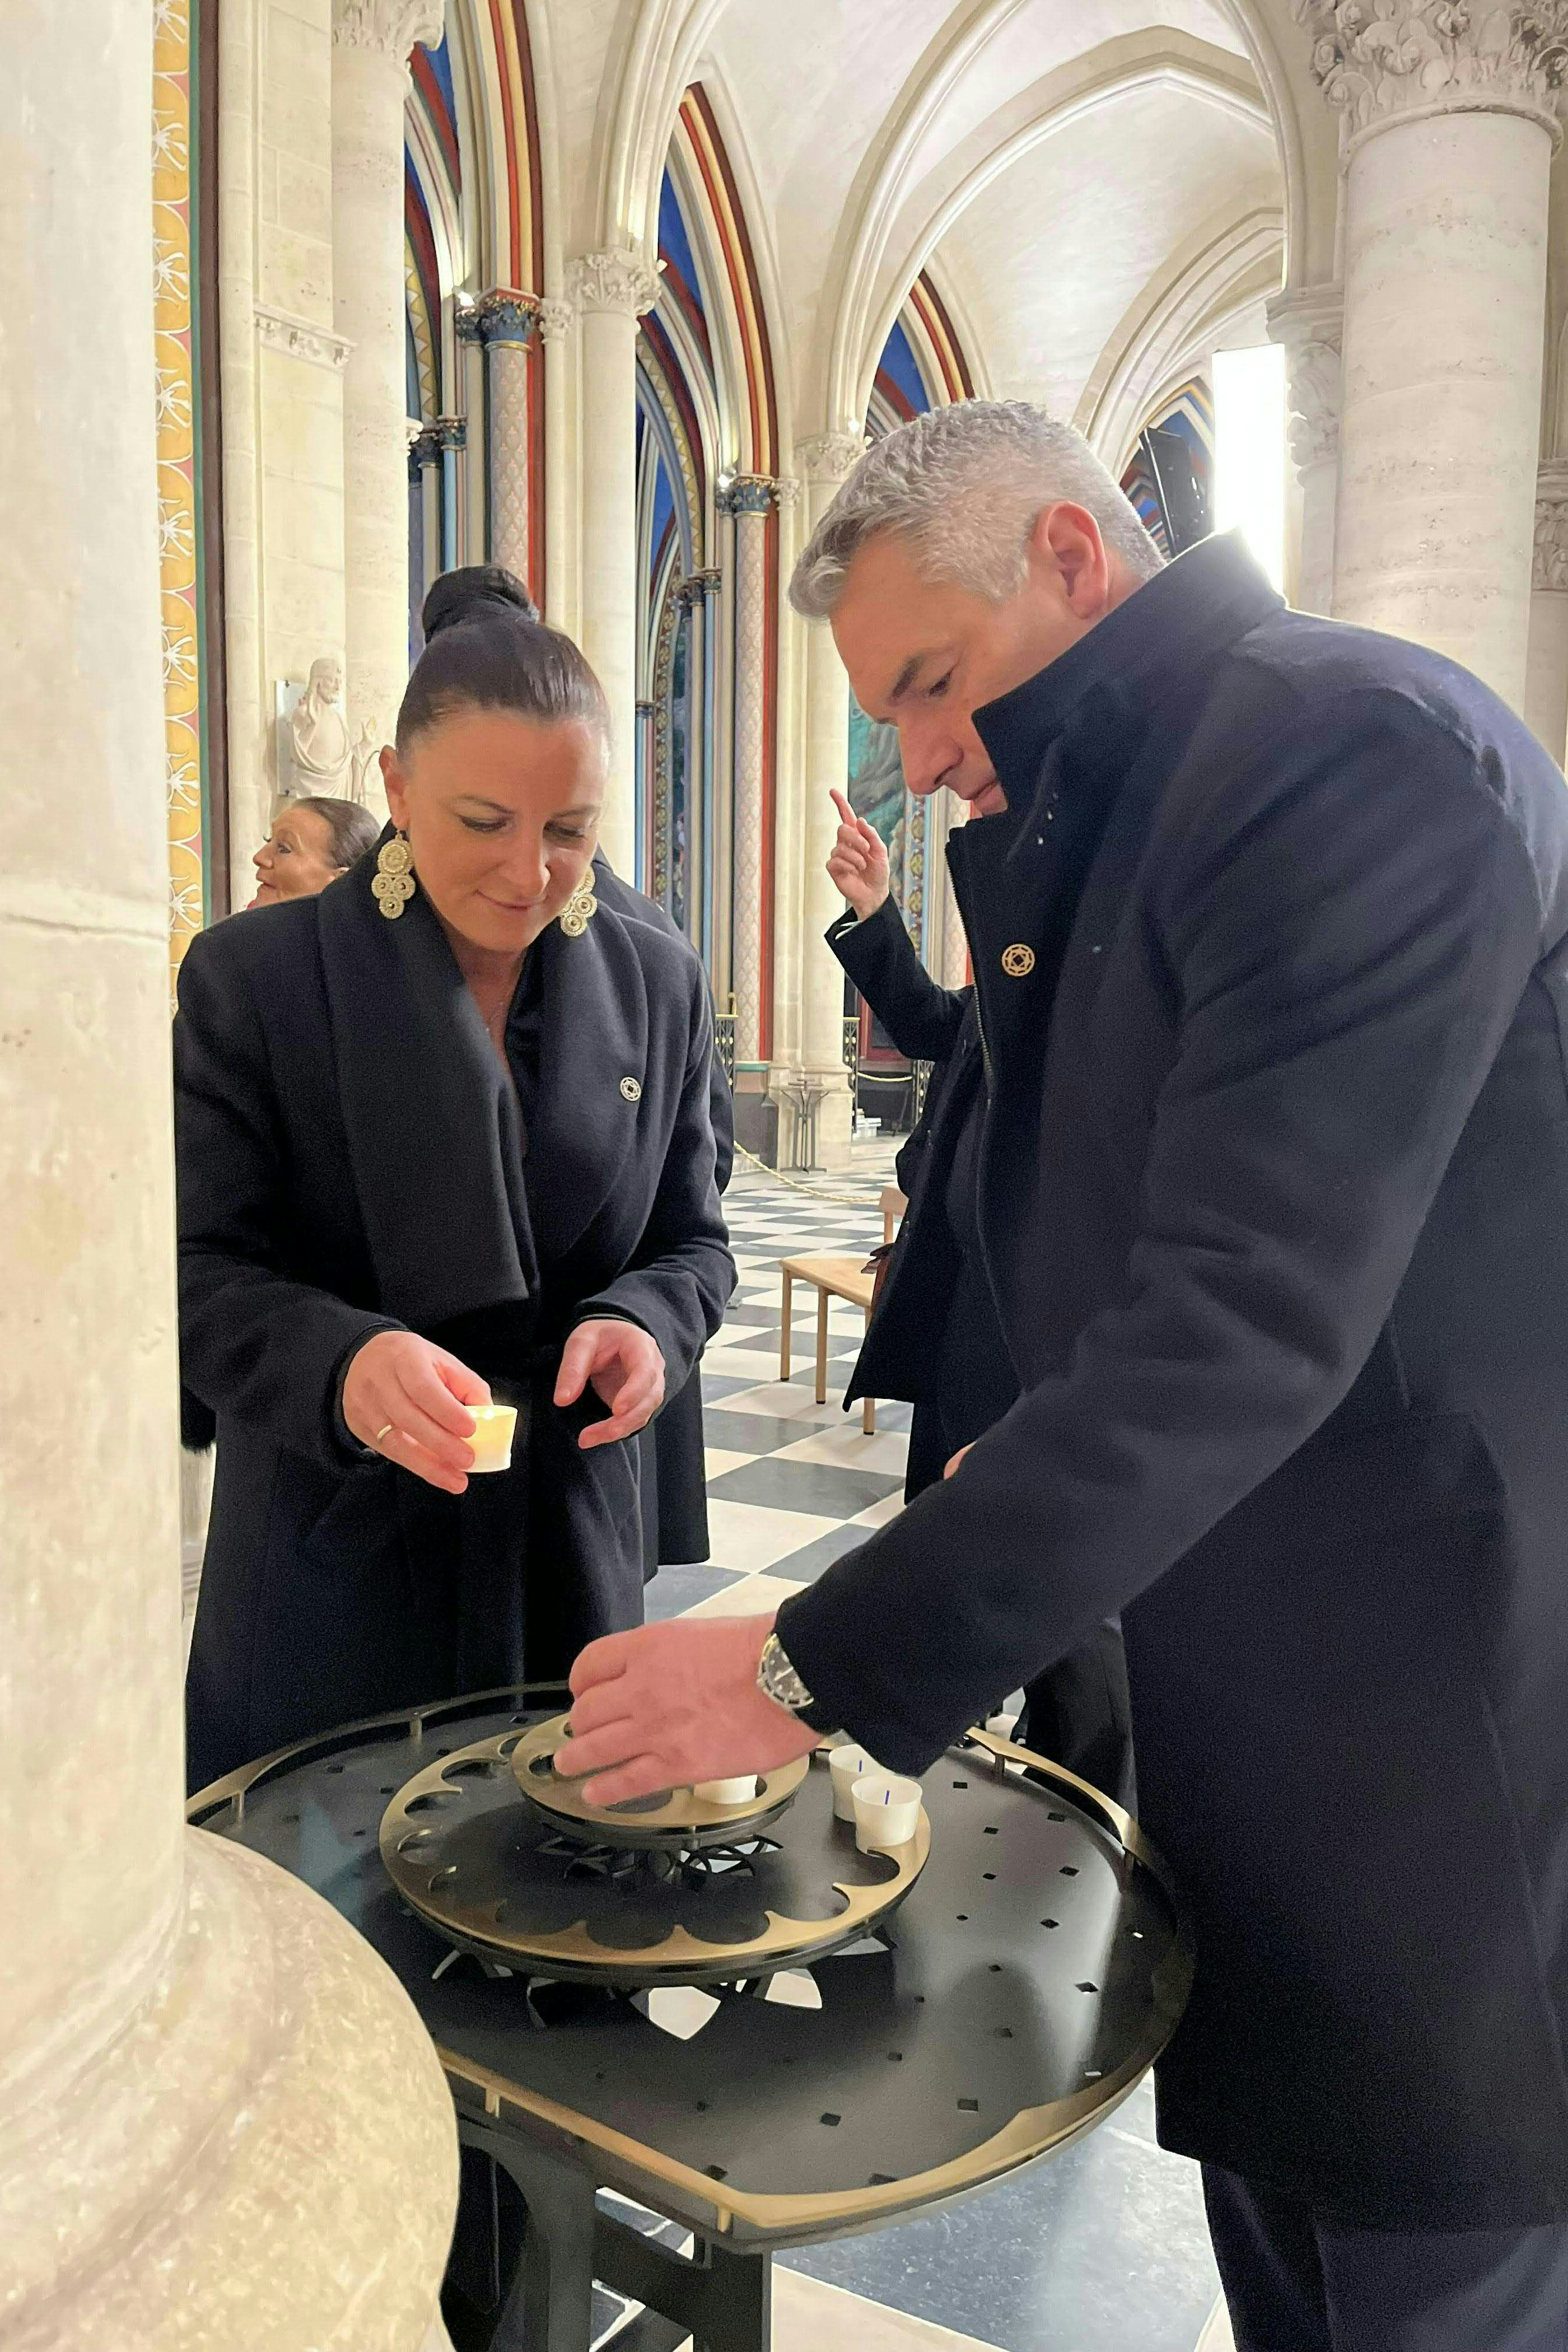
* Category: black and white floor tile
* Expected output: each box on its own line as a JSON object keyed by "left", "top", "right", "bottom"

{"left": 645, "top": 1145, "right": 1232, "bottom": 2352}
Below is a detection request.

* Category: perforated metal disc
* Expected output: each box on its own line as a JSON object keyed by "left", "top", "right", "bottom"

{"left": 379, "top": 1728, "right": 928, "bottom": 1986}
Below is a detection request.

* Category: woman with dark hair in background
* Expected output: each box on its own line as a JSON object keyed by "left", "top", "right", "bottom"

{"left": 176, "top": 567, "right": 733, "bottom": 1792}
{"left": 250, "top": 793, "right": 380, "bottom": 904}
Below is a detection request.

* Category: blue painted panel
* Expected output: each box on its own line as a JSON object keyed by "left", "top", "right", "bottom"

{"left": 878, "top": 317, "right": 931, "bottom": 417}
{"left": 658, "top": 170, "right": 707, "bottom": 328}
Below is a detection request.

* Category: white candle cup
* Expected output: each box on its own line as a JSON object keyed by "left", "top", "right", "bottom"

{"left": 466, "top": 1402, "right": 518, "bottom": 1474}
{"left": 828, "top": 1745, "right": 880, "bottom": 1822}
{"left": 852, "top": 1773, "right": 922, "bottom": 1854}
{"left": 694, "top": 1776, "right": 759, "bottom": 1805}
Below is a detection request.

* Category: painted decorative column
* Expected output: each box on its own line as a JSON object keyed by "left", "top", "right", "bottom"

{"left": 2, "top": 5, "right": 458, "bottom": 2341}
{"left": 791, "top": 432, "right": 867, "bottom": 1168}
{"left": 474, "top": 290, "right": 539, "bottom": 586}
{"left": 1267, "top": 285, "right": 1342, "bottom": 616}
{"left": 569, "top": 250, "right": 660, "bottom": 880}
{"left": 941, "top": 791, "right": 971, "bottom": 987}
{"left": 1295, "top": 2, "right": 1563, "bottom": 706}
{"left": 1526, "top": 462, "right": 1568, "bottom": 761}
{"left": 332, "top": 0, "right": 443, "bottom": 757}
{"left": 720, "top": 474, "right": 780, "bottom": 1070}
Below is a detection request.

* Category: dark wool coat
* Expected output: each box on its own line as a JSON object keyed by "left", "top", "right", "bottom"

{"left": 176, "top": 851, "right": 733, "bottom": 1792}
{"left": 778, "top": 533, "right": 1568, "bottom": 2224}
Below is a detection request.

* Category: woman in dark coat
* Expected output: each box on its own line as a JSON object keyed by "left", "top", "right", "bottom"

{"left": 176, "top": 573, "right": 734, "bottom": 1792}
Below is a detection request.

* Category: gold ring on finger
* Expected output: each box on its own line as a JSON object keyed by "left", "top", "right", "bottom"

{"left": 375, "top": 1422, "right": 394, "bottom": 1445}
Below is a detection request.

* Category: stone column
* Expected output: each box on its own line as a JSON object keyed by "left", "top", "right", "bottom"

{"left": 941, "top": 791, "right": 971, "bottom": 987}
{"left": 569, "top": 250, "right": 660, "bottom": 880}
{"left": 2, "top": 5, "right": 458, "bottom": 2341}
{"left": 720, "top": 475, "right": 780, "bottom": 1069}
{"left": 1267, "top": 284, "right": 1342, "bottom": 617}
{"left": 536, "top": 296, "right": 574, "bottom": 631}
{"left": 789, "top": 432, "right": 867, "bottom": 1168}
{"left": 1295, "top": 2, "right": 1562, "bottom": 706}
{"left": 434, "top": 416, "right": 466, "bottom": 575}
{"left": 332, "top": 0, "right": 443, "bottom": 749}
{"left": 474, "top": 291, "right": 539, "bottom": 586}
{"left": 1527, "top": 462, "right": 1568, "bottom": 762}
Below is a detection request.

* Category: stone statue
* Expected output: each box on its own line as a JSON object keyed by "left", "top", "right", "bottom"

{"left": 350, "top": 717, "right": 383, "bottom": 806}
{"left": 286, "top": 656, "right": 352, "bottom": 795}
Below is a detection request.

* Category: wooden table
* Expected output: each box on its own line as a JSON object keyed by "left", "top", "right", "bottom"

{"left": 780, "top": 1253, "right": 877, "bottom": 1434}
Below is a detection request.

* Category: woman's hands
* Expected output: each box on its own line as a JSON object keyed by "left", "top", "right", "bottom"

{"left": 555, "top": 1318, "right": 666, "bottom": 1448}
{"left": 343, "top": 1318, "right": 666, "bottom": 1486}
{"left": 827, "top": 787, "right": 890, "bottom": 921}
{"left": 342, "top": 1331, "right": 490, "bottom": 1493}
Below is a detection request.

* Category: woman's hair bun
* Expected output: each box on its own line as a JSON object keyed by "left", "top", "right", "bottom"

{"left": 421, "top": 563, "right": 540, "bottom": 642}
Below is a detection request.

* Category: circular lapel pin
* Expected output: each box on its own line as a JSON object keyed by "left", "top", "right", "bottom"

{"left": 1001, "top": 943, "right": 1036, "bottom": 978}
{"left": 620, "top": 1075, "right": 643, "bottom": 1102}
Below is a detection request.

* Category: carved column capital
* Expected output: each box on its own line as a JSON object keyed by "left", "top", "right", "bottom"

{"left": 535, "top": 298, "right": 574, "bottom": 344}
{"left": 1292, "top": 2, "right": 1568, "bottom": 143}
{"left": 795, "top": 430, "right": 867, "bottom": 485}
{"left": 469, "top": 289, "right": 539, "bottom": 348}
{"left": 1534, "top": 462, "right": 1568, "bottom": 589}
{"left": 567, "top": 249, "right": 660, "bottom": 318}
{"left": 717, "top": 473, "right": 783, "bottom": 516}
{"left": 433, "top": 414, "right": 466, "bottom": 452}
{"left": 331, "top": 0, "right": 444, "bottom": 61}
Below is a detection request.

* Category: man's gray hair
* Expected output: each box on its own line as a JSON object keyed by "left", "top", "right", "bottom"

{"left": 790, "top": 400, "right": 1165, "bottom": 618}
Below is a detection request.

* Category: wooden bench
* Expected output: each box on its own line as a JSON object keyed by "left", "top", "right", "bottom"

{"left": 780, "top": 1254, "right": 878, "bottom": 1435}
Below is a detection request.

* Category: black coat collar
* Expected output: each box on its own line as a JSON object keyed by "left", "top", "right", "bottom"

{"left": 315, "top": 840, "right": 647, "bottom": 1332}
{"left": 970, "top": 530, "right": 1283, "bottom": 831}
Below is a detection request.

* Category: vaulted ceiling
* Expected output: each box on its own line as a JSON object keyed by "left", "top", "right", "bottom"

{"left": 529, "top": 0, "right": 1339, "bottom": 460}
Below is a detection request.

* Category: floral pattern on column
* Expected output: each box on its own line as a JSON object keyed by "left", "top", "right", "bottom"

{"left": 472, "top": 292, "right": 538, "bottom": 585}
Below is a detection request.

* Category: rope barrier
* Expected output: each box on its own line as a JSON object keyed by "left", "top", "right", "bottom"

{"left": 730, "top": 1139, "right": 888, "bottom": 1212}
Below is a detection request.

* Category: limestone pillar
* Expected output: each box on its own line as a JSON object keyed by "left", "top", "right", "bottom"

{"left": 786, "top": 432, "right": 865, "bottom": 1169}
{"left": 474, "top": 291, "right": 539, "bottom": 587}
{"left": 332, "top": 0, "right": 443, "bottom": 753}
{"left": 1296, "top": 2, "right": 1561, "bottom": 706}
{"left": 2, "top": 5, "right": 458, "bottom": 2342}
{"left": 537, "top": 296, "right": 575, "bottom": 633}
{"left": 1268, "top": 285, "right": 1342, "bottom": 617}
{"left": 1527, "top": 462, "right": 1568, "bottom": 763}
{"left": 568, "top": 250, "right": 660, "bottom": 880}
{"left": 720, "top": 476, "right": 780, "bottom": 1069}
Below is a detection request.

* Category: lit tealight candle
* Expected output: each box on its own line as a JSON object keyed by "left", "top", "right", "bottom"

{"left": 694, "top": 1776, "right": 758, "bottom": 1805}
{"left": 466, "top": 1402, "right": 517, "bottom": 1474}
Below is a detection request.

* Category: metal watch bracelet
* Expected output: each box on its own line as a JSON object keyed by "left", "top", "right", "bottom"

{"left": 756, "top": 1628, "right": 816, "bottom": 1715}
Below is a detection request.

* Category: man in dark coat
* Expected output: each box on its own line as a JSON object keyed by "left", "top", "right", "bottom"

{"left": 559, "top": 400, "right": 1568, "bottom": 2347}
{"left": 824, "top": 817, "right": 1134, "bottom": 1806}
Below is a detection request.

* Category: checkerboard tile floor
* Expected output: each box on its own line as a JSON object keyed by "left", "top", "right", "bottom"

{"left": 646, "top": 1142, "right": 909, "bottom": 1619}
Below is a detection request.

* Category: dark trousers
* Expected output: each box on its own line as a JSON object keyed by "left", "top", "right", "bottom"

{"left": 1205, "top": 2167, "right": 1568, "bottom": 2351}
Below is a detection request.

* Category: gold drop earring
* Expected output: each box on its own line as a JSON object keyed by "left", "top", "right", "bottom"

{"left": 372, "top": 829, "right": 416, "bottom": 920}
{"left": 559, "top": 878, "right": 598, "bottom": 937}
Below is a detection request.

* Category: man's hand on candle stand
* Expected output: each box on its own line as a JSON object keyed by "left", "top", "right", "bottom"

{"left": 342, "top": 1330, "right": 490, "bottom": 1493}
{"left": 556, "top": 1318, "right": 666, "bottom": 1448}
{"left": 559, "top": 1612, "right": 820, "bottom": 1805}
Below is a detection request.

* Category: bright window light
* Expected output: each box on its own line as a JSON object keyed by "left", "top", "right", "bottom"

{"left": 1212, "top": 343, "right": 1287, "bottom": 594}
